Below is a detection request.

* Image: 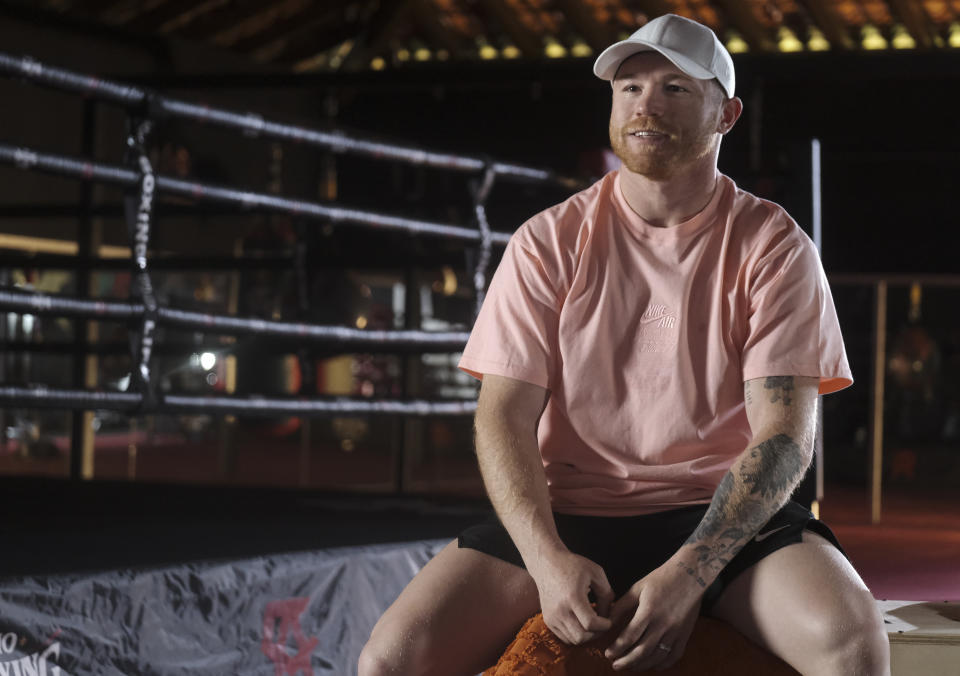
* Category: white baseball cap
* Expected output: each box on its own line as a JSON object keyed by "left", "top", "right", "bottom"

{"left": 593, "top": 14, "right": 735, "bottom": 98}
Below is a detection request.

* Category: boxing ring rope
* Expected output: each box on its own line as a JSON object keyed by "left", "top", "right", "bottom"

{"left": 0, "top": 50, "right": 589, "bottom": 462}
{"left": 0, "top": 144, "right": 512, "bottom": 245}
{"left": 0, "top": 51, "right": 584, "bottom": 190}
{"left": 0, "top": 251, "right": 301, "bottom": 272}
{"left": 0, "top": 386, "right": 477, "bottom": 417}
{"left": 0, "top": 140, "right": 481, "bottom": 416}
{"left": 0, "top": 288, "right": 469, "bottom": 348}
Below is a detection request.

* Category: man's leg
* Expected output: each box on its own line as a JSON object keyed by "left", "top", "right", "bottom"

{"left": 707, "top": 530, "right": 890, "bottom": 675}
{"left": 358, "top": 539, "right": 540, "bottom": 676}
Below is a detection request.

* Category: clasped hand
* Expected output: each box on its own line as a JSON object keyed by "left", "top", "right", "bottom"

{"left": 533, "top": 550, "right": 703, "bottom": 672}
{"left": 604, "top": 560, "right": 703, "bottom": 672}
{"left": 530, "top": 548, "right": 615, "bottom": 645}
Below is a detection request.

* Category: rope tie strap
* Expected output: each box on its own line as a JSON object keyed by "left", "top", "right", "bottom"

{"left": 471, "top": 164, "right": 498, "bottom": 317}
{"left": 123, "top": 113, "right": 161, "bottom": 412}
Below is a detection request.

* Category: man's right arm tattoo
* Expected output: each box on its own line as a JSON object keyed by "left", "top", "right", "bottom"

{"left": 678, "top": 376, "right": 811, "bottom": 586}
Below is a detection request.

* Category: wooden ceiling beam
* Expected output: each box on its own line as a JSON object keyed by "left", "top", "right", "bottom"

{"left": 629, "top": 0, "right": 676, "bottom": 25}
{"left": 172, "top": 0, "right": 259, "bottom": 40}
{"left": 340, "top": 0, "right": 413, "bottom": 70}
{"left": 552, "top": 0, "right": 620, "bottom": 51}
{"left": 1, "top": 0, "right": 168, "bottom": 55}
{"left": 261, "top": 20, "right": 362, "bottom": 65}
{"left": 74, "top": 0, "right": 133, "bottom": 17}
{"left": 711, "top": 0, "right": 776, "bottom": 51}
{"left": 171, "top": 0, "right": 303, "bottom": 41}
{"left": 97, "top": 0, "right": 157, "bottom": 25}
{"left": 886, "top": 0, "right": 935, "bottom": 47}
{"left": 803, "top": 0, "right": 856, "bottom": 49}
{"left": 122, "top": 0, "right": 223, "bottom": 34}
{"left": 231, "top": 2, "right": 344, "bottom": 53}
{"left": 408, "top": 0, "right": 469, "bottom": 56}
{"left": 213, "top": 0, "right": 334, "bottom": 47}
{"left": 475, "top": 0, "right": 543, "bottom": 56}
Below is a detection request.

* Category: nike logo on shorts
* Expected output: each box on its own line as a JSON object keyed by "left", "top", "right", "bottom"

{"left": 754, "top": 524, "right": 791, "bottom": 543}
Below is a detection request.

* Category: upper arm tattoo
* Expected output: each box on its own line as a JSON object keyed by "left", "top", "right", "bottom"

{"left": 763, "top": 376, "right": 794, "bottom": 405}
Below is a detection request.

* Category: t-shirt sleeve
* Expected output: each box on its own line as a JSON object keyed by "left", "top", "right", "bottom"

{"left": 741, "top": 231, "right": 853, "bottom": 395}
{"left": 458, "top": 226, "right": 561, "bottom": 390}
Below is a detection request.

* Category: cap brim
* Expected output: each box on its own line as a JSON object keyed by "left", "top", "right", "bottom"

{"left": 593, "top": 40, "right": 715, "bottom": 82}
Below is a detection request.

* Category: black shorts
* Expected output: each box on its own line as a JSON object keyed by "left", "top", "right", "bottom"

{"left": 457, "top": 500, "right": 845, "bottom": 611}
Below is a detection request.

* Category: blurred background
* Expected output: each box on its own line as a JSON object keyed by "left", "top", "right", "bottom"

{"left": 0, "top": 0, "right": 958, "bottom": 596}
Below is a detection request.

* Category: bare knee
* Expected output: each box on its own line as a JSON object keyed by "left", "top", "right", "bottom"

{"left": 357, "top": 641, "right": 392, "bottom": 676}
{"left": 359, "top": 618, "right": 439, "bottom": 676}
{"left": 818, "top": 593, "right": 890, "bottom": 676}
{"left": 357, "top": 542, "right": 539, "bottom": 675}
{"left": 358, "top": 630, "right": 421, "bottom": 676}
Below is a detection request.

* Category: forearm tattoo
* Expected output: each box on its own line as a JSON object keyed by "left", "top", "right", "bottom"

{"left": 679, "top": 377, "right": 807, "bottom": 586}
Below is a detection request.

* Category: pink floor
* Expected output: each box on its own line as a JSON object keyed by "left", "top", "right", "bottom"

{"left": 821, "top": 485, "right": 960, "bottom": 601}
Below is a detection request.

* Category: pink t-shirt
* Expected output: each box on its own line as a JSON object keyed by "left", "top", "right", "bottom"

{"left": 458, "top": 171, "right": 853, "bottom": 516}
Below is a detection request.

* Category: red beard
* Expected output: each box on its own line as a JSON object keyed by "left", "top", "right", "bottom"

{"left": 609, "top": 116, "right": 715, "bottom": 181}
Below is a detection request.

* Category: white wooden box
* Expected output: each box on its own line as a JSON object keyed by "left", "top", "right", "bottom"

{"left": 880, "top": 600, "right": 960, "bottom": 676}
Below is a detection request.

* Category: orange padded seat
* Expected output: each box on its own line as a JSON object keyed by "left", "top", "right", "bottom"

{"left": 483, "top": 613, "right": 799, "bottom": 675}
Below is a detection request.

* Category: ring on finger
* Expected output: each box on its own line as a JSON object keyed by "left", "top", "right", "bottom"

{"left": 657, "top": 642, "right": 672, "bottom": 653}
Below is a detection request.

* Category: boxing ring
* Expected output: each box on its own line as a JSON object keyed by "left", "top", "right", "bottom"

{"left": 0, "top": 49, "right": 589, "bottom": 482}
{"left": 0, "top": 51, "right": 585, "bottom": 675}
{"left": 3, "top": 52, "right": 960, "bottom": 676}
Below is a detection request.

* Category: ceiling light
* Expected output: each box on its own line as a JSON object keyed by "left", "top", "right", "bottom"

{"left": 544, "top": 37, "right": 567, "bottom": 58}
{"left": 370, "top": 56, "right": 386, "bottom": 70}
{"left": 777, "top": 27, "right": 804, "bottom": 52}
{"left": 571, "top": 40, "right": 593, "bottom": 57}
{"left": 861, "top": 25, "right": 888, "bottom": 50}
{"left": 807, "top": 27, "right": 830, "bottom": 51}
{"left": 476, "top": 37, "right": 497, "bottom": 60}
{"left": 891, "top": 24, "right": 916, "bottom": 49}
{"left": 949, "top": 22, "right": 960, "bottom": 48}
{"left": 726, "top": 31, "right": 749, "bottom": 54}
{"left": 502, "top": 44, "right": 521, "bottom": 59}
